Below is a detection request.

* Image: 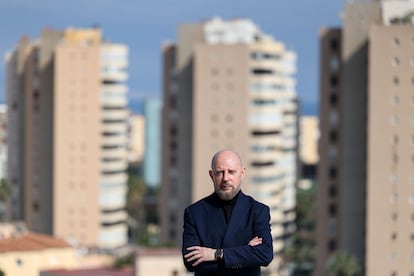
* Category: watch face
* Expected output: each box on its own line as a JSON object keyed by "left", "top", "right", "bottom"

{"left": 215, "top": 249, "right": 223, "bottom": 260}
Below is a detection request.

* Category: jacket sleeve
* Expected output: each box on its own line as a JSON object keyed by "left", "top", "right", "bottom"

{"left": 182, "top": 207, "right": 219, "bottom": 273}
{"left": 222, "top": 204, "right": 273, "bottom": 269}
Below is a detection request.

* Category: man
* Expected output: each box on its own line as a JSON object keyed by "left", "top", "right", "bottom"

{"left": 182, "top": 149, "right": 273, "bottom": 275}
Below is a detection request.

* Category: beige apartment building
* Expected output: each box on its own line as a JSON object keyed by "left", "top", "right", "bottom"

{"left": 127, "top": 114, "right": 145, "bottom": 165}
{"left": 159, "top": 17, "right": 298, "bottom": 274}
{"left": 298, "top": 116, "right": 319, "bottom": 191}
{"left": 299, "top": 116, "right": 319, "bottom": 166}
{"left": 316, "top": 1, "right": 414, "bottom": 275}
{"left": 6, "top": 28, "right": 129, "bottom": 249}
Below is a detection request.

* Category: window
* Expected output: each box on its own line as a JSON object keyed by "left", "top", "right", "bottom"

{"left": 391, "top": 96, "right": 399, "bottom": 105}
{"left": 389, "top": 193, "right": 398, "bottom": 204}
{"left": 16, "top": 258, "right": 23, "bottom": 267}
{"left": 169, "top": 95, "right": 177, "bottom": 108}
{"left": 169, "top": 156, "right": 176, "bottom": 166}
{"left": 390, "top": 115, "right": 399, "bottom": 126}
{"left": 393, "top": 76, "right": 399, "bottom": 85}
{"left": 329, "top": 111, "right": 339, "bottom": 126}
{"left": 225, "top": 114, "right": 234, "bottom": 122}
{"left": 390, "top": 174, "right": 398, "bottom": 184}
{"left": 329, "top": 147, "right": 338, "bottom": 160}
{"left": 329, "top": 167, "right": 337, "bottom": 179}
{"left": 330, "top": 39, "right": 338, "bottom": 51}
{"left": 330, "top": 56, "right": 340, "bottom": 71}
{"left": 169, "top": 126, "right": 177, "bottom": 135}
{"left": 328, "top": 239, "right": 337, "bottom": 252}
{"left": 330, "top": 75, "right": 338, "bottom": 87}
{"left": 329, "top": 204, "right": 337, "bottom": 216}
{"left": 169, "top": 213, "right": 176, "bottom": 224}
{"left": 330, "top": 94, "right": 338, "bottom": 106}
{"left": 32, "top": 201, "right": 39, "bottom": 212}
{"left": 251, "top": 68, "right": 274, "bottom": 75}
{"left": 391, "top": 57, "right": 400, "bottom": 67}
{"left": 210, "top": 129, "right": 219, "bottom": 138}
{"left": 329, "top": 130, "right": 338, "bottom": 143}
{"left": 392, "top": 37, "right": 400, "bottom": 47}
{"left": 169, "top": 228, "right": 176, "bottom": 239}
{"left": 329, "top": 186, "right": 337, "bottom": 197}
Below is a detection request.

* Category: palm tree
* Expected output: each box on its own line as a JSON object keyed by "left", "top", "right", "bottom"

{"left": 0, "top": 179, "right": 9, "bottom": 221}
{"left": 326, "top": 251, "right": 362, "bottom": 276}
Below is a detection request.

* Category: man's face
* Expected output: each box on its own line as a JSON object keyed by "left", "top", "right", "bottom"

{"left": 209, "top": 151, "right": 245, "bottom": 200}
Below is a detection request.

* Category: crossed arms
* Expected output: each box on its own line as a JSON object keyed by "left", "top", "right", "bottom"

{"left": 182, "top": 204, "right": 273, "bottom": 273}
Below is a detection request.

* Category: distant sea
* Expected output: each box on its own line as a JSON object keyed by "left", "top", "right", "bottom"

{"left": 128, "top": 101, "right": 144, "bottom": 115}
{"left": 300, "top": 101, "right": 318, "bottom": 116}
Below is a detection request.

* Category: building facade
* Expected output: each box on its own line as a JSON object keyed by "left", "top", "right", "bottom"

{"left": 159, "top": 17, "right": 298, "bottom": 274}
{"left": 6, "top": 28, "right": 129, "bottom": 249}
{"left": 316, "top": 1, "right": 414, "bottom": 275}
{"left": 127, "top": 113, "right": 145, "bottom": 165}
{"left": 315, "top": 27, "right": 343, "bottom": 275}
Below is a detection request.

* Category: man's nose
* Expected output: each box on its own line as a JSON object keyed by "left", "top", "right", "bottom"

{"left": 223, "top": 171, "right": 229, "bottom": 180}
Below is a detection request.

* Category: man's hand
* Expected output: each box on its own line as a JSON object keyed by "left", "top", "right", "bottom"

{"left": 185, "top": 246, "right": 216, "bottom": 266}
{"left": 185, "top": 237, "right": 262, "bottom": 267}
{"left": 248, "top": 236, "right": 263, "bottom": 246}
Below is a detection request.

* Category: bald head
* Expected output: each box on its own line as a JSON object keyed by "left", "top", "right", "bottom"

{"left": 211, "top": 149, "right": 242, "bottom": 170}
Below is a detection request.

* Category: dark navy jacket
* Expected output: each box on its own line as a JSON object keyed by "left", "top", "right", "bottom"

{"left": 182, "top": 191, "right": 273, "bottom": 276}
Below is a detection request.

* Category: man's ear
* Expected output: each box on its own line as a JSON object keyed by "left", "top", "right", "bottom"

{"left": 209, "top": 170, "right": 214, "bottom": 181}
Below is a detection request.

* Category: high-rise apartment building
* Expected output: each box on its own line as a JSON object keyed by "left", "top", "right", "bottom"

{"left": 159, "top": 17, "right": 298, "bottom": 274}
{"left": 0, "top": 104, "right": 8, "bottom": 220}
{"left": 6, "top": 28, "right": 129, "bottom": 249}
{"left": 299, "top": 116, "right": 319, "bottom": 166}
{"left": 127, "top": 113, "right": 145, "bottom": 165}
{"left": 316, "top": 1, "right": 414, "bottom": 275}
{"left": 298, "top": 116, "right": 319, "bottom": 191}
{"left": 316, "top": 26, "right": 343, "bottom": 275}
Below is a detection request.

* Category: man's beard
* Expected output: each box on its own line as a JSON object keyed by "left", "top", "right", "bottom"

{"left": 216, "top": 187, "right": 238, "bottom": 201}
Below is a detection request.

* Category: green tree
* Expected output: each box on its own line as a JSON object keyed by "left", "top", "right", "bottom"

{"left": 0, "top": 179, "right": 9, "bottom": 221}
{"left": 0, "top": 179, "right": 9, "bottom": 201}
{"left": 113, "top": 253, "right": 134, "bottom": 268}
{"left": 326, "top": 251, "right": 362, "bottom": 276}
{"left": 284, "top": 182, "right": 316, "bottom": 275}
{"left": 126, "top": 168, "right": 147, "bottom": 244}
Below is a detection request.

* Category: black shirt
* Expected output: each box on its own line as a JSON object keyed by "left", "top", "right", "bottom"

{"left": 217, "top": 191, "right": 241, "bottom": 223}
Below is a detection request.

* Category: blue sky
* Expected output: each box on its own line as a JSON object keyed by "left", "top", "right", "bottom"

{"left": 0, "top": 0, "right": 343, "bottom": 115}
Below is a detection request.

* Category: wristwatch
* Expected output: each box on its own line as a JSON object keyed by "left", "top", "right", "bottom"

{"left": 215, "top": 248, "right": 223, "bottom": 261}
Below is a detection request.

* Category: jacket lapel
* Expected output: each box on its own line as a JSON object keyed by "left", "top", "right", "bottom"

{"left": 222, "top": 191, "right": 249, "bottom": 244}
{"left": 206, "top": 193, "right": 228, "bottom": 244}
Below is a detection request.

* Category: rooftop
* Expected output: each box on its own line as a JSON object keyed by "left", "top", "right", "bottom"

{"left": 0, "top": 231, "right": 70, "bottom": 253}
